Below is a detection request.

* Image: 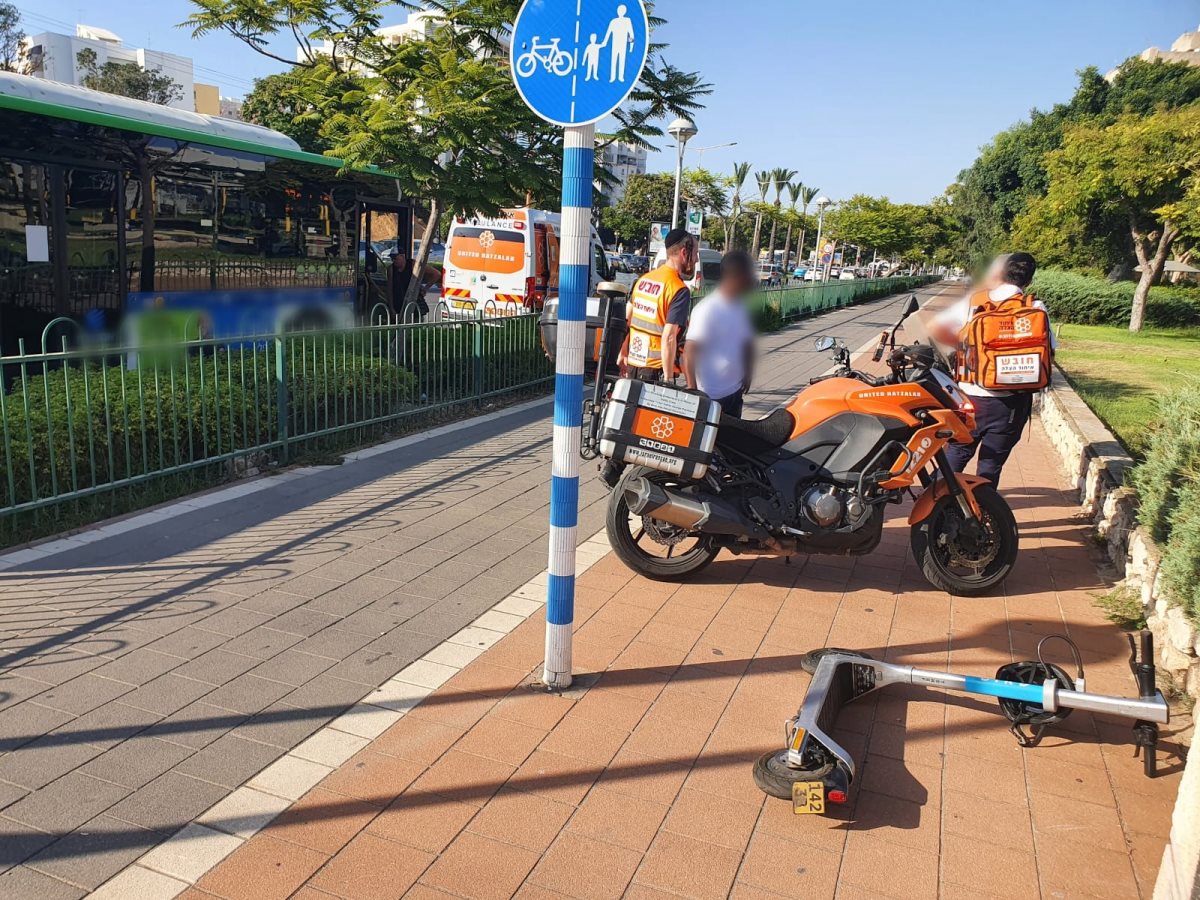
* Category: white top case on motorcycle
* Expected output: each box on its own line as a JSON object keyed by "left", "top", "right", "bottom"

{"left": 599, "top": 379, "right": 721, "bottom": 480}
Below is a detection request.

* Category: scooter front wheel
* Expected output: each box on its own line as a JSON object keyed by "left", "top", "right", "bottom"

{"left": 752, "top": 749, "right": 835, "bottom": 800}
{"left": 606, "top": 467, "right": 719, "bottom": 581}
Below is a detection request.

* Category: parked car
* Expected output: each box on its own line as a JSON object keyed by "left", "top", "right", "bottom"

{"left": 792, "top": 265, "right": 809, "bottom": 280}
{"left": 838, "top": 268, "right": 857, "bottom": 281}
{"left": 756, "top": 264, "right": 783, "bottom": 288}
{"left": 803, "top": 267, "right": 822, "bottom": 282}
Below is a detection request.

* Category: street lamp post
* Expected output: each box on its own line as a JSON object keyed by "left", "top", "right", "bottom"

{"left": 668, "top": 117, "right": 698, "bottom": 230}
{"left": 813, "top": 196, "right": 831, "bottom": 282}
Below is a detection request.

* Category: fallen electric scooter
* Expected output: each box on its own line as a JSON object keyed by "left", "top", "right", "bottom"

{"left": 753, "top": 632, "right": 1170, "bottom": 814}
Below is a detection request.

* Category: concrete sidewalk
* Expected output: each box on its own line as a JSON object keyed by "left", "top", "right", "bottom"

{"left": 0, "top": 284, "right": 951, "bottom": 896}
{"left": 156, "top": 419, "right": 1186, "bottom": 900}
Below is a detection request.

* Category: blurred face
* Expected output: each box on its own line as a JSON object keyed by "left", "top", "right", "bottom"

{"left": 982, "top": 255, "right": 1007, "bottom": 289}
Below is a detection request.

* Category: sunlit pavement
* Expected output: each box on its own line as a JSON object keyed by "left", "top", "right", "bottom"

{"left": 162, "top": 416, "right": 1184, "bottom": 900}
{"left": 5, "top": 283, "right": 1180, "bottom": 898}
{"left": 96, "top": 284, "right": 1183, "bottom": 899}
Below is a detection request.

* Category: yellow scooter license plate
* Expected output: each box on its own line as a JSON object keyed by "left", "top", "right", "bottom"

{"left": 792, "top": 781, "right": 826, "bottom": 815}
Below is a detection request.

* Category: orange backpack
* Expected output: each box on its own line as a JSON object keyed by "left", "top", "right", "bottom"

{"left": 957, "top": 290, "right": 1052, "bottom": 392}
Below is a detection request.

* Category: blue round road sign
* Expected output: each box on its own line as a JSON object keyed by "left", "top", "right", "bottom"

{"left": 510, "top": 0, "right": 649, "bottom": 127}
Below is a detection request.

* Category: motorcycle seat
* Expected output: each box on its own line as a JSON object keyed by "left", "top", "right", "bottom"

{"left": 717, "top": 407, "right": 795, "bottom": 454}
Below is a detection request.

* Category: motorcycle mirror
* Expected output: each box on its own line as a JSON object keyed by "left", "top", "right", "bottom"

{"left": 902, "top": 294, "right": 920, "bottom": 317}
{"left": 814, "top": 336, "right": 836, "bottom": 352}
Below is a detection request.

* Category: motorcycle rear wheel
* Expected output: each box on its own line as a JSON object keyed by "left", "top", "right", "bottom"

{"left": 606, "top": 467, "right": 719, "bottom": 581}
{"left": 910, "top": 483, "right": 1018, "bottom": 596}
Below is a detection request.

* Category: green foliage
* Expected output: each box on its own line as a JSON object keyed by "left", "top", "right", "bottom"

{"left": 1132, "top": 381, "right": 1200, "bottom": 623}
{"left": 1092, "top": 586, "right": 1147, "bottom": 631}
{"left": 1030, "top": 270, "right": 1200, "bottom": 328}
{"left": 75, "top": 48, "right": 183, "bottom": 106}
{"left": 0, "top": 2, "right": 27, "bottom": 73}
{"left": 1054, "top": 322, "right": 1200, "bottom": 455}
{"left": 955, "top": 58, "right": 1200, "bottom": 271}
{"left": 241, "top": 71, "right": 334, "bottom": 153}
{"left": 0, "top": 352, "right": 415, "bottom": 509}
{"left": 600, "top": 169, "right": 727, "bottom": 249}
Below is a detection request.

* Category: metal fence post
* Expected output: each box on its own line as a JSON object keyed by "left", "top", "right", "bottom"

{"left": 275, "top": 333, "right": 289, "bottom": 464}
{"left": 473, "top": 316, "right": 484, "bottom": 405}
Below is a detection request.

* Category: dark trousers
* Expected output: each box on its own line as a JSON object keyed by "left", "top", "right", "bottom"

{"left": 944, "top": 392, "right": 1033, "bottom": 488}
{"left": 714, "top": 391, "right": 744, "bottom": 417}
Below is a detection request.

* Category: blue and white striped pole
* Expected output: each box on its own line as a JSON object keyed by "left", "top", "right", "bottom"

{"left": 544, "top": 123, "right": 594, "bottom": 690}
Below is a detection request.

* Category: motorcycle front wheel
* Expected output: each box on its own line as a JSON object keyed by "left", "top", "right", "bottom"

{"left": 606, "top": 466, "right": 719, "bottom": 581}
{"left": 910, "top": 483, "right": 1018, "bottom": 596}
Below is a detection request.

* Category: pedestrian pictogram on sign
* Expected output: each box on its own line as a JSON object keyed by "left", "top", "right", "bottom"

{"left": 510, "top": 0, "right": 650, "bottom": 127}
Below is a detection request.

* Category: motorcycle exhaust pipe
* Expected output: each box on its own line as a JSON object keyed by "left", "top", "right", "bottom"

{"left": 624, "top": 477, "right": 768, "bottom": 539}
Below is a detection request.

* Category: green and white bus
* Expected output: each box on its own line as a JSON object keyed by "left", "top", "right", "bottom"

{"left": 0, "top": 72, "right": 412, "bottom": 351}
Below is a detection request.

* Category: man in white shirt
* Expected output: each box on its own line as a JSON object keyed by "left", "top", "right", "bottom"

{"left": 932, "top": 252, "right": 1052, "bottom": 486}
{"left": 684, "top": 250, "right": 755, "bottom": 416}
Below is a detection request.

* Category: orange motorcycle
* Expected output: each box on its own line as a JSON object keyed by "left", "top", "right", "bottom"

{"left": 601, "top": 296, "right": 1019, "bottom": 595}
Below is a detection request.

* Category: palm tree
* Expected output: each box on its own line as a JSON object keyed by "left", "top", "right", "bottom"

{"left": 726, "top": 161, "right": 752, "bottom": 251}
{"left": 767, "top": 167, "right": 797, "bottom": 262}
{"left": 783, "top": 181, "right": 803, "bottom": 272}
{"left": 796, "top": 185, "right": 819, "bottom": 268}
{"left": 750, "top": 170, "right": 771, "bottom": 259}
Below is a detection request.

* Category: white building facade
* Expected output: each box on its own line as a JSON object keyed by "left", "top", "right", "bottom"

{"left": 597, "top": 138, "right": 647, "bottom": 206}
{"left": 22, "top": 25, "right": 196, "bottom": 112}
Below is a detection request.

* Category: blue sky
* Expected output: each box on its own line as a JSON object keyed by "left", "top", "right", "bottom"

{"left": 15, "top": 0, "right": 1200, "bottom": 202}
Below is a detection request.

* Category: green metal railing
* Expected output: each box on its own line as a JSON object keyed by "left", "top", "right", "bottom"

{"left": 748, "top": 275, "right": 938, "bottom": 322}
{"left": 0, "top": 309, "right": 552, "bottom": 522}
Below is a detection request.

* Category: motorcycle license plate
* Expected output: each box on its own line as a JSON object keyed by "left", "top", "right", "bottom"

{"left": 792, "top": 781, "right": 826, "bottom": 815}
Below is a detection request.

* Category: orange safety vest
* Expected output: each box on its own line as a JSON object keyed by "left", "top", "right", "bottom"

{"left": 957, "top": 289, "right": 1052, "bottom": 391}
{"left": 627, "top": 264, "right": 688, "bottom": 370}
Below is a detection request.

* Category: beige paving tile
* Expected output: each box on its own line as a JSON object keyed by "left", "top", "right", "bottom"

{"left": 90, "top": 865, "right": 189, "bottom": 900}
{"left": 138, "top": 823, "right": 245, "bottom": 884}
{"left": 246, "top": 754, "right": 333, "bottom": 802}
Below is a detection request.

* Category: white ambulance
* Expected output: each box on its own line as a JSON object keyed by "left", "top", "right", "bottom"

{"left": 441, "top": 208, "right": 610, "bottom": 318}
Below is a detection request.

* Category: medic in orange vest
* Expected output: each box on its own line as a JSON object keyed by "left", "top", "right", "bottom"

{"left": 618, "top": 229, "right": 697, "bottom": 384}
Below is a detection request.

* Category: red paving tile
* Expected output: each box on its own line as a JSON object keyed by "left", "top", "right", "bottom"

{"left": 170, "top": 410, "right": 1183, "bottom": 899}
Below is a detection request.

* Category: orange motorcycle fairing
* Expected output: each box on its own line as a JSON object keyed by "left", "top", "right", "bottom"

{"left": 785, "top": 378, "right": 944, "bottom": 441}
{"left": 877, "top": 409, "right": 976, "bottom": 490}
{"left": 908, "top": 473, "right": 989, "bottom": 525}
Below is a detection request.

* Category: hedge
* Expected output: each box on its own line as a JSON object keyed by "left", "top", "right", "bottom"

{"left": 1031, "top": 269, "right": 1200, "bottom": 328}
{"left": 0, "top": 352, "right": 416, "bottom": 509}
{"left": 1132, "top": 381, "right": 1200, "bottom": 624}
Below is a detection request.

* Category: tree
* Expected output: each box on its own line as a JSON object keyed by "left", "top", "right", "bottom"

{"left": 725, "top": 161, "right": 751, "bottom": 251}
{"left": 795, "top": 184, "right": 818, "bottom": 265}
{"left": 241, "top": 71, "right": 334, "bottom": 153}
{"left": 1023, "top": 107, "right": 1200, "bottom": 330}
{"left": 186, "top": 0, "right": 708, "bottom": 307}
{"left": 76, "top": 48, "right": 183, "bottom": 105}
{"left": 750, "top": 170, "right": 771, "bottom": 259}
{"left": 782, "top": 182, "right": 803, "bottom": 269}
{"left": 766, "top": 167, "right": 797, "bottom": 261}
{"left": 0, "top": 2, "right": 28, "bottom": 74}
{"left": 955, "top": 59, "right": 1200, "bottom": 271}
{"left": 600, "top": 169, "right": 727, "bottom": 251}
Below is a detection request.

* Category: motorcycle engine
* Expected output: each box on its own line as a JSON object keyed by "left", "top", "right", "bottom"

{"left": 799, "top": 484, "right": 870, "bottom": 530}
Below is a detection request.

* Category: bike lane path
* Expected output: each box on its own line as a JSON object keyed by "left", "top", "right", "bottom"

{"left": 0, "top": 285, "right": 947, "bottom": 896}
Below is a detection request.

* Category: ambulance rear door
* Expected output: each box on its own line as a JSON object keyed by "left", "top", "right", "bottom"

{"left": 443, "top": 212, "right": 532, "bottom": 315}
